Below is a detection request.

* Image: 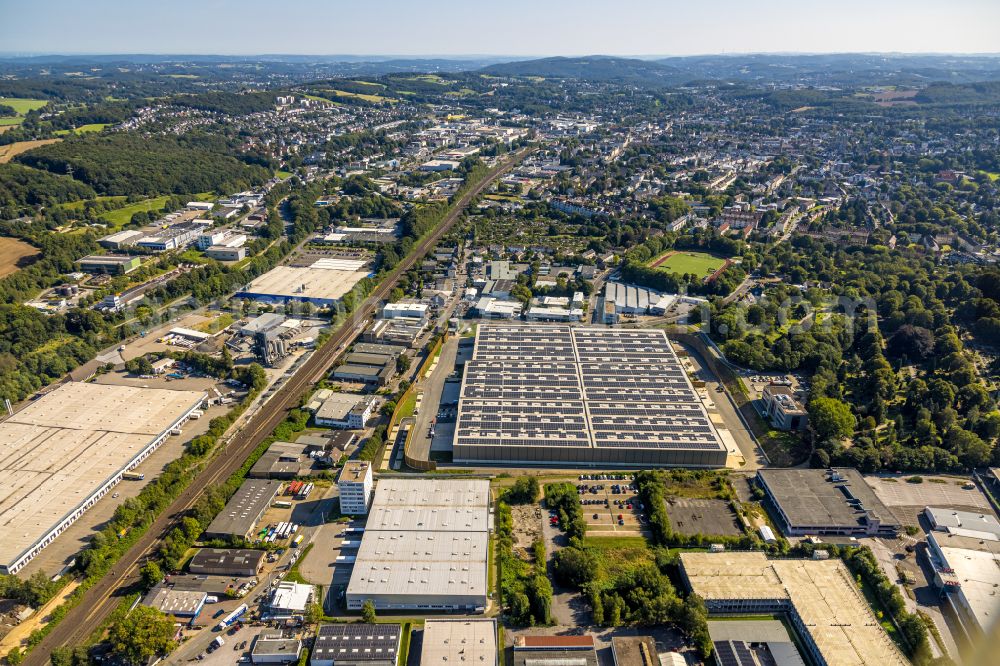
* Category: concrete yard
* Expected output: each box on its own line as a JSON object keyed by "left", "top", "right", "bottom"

{"left": 663, "top": 497, "right": 742, "bottom": 537}
{"left": 865, "top": 475, "right": 989, "bottom": 510}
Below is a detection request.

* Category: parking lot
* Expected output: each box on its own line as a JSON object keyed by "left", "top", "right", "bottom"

{"left": 864, "top": 474, "right": 992, "bottom": 527}
{"left": 574, "top": 476, "right": 646, "bottom": 537}
{"left": 663, "top": 498, "right": 742, "bottom": 536}
{"left": 296, "top": 518, "right": 360, "bottom": 614}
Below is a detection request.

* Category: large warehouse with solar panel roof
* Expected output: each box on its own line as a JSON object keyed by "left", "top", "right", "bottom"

{"left": 452, "top": 325, "right": 727, "bottom": 467}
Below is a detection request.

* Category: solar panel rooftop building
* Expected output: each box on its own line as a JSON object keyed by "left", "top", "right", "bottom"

{"left": 453, "top": 325, "right": 726, "bottom": 467}
{"left": 311, "top": 623, "right": 401, "bottom": 666}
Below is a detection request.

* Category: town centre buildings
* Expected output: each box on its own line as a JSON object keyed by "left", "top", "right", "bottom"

{"left": 345, "top": 478, "right": 491, "bottom": 612}
{"left": 0, "top": 382, "right": 206, "bottom": 574}
{"left": 453, "top": 325, "right": 727, "bottom": 467}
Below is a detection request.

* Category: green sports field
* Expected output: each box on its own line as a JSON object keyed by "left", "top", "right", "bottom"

{"left": 651, "top": 251, "right": 727, "bottom": 276}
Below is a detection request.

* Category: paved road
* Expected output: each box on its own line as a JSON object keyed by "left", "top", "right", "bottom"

{"left": 407, "top": 335, "right": 459, "bottom": 462}
{"left": 23, "top": 147, "right": 534, "bottom": 666}
{"left": 679, "top": 342, "right": 767, "bottom": 470}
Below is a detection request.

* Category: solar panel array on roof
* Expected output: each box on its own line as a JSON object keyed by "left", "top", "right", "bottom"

{"left": 312, "top": 623, "right": 401, "bottom": 666}
{"left": 454, "top": 325, "right": 727, "bottom": 466}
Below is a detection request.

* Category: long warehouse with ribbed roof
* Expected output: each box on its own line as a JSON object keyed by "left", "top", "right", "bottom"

{"left": 0, "top": 382, "right": 206, "bottom": 574}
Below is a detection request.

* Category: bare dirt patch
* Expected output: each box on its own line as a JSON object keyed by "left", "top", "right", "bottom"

{"left": 511, "top": 503, "right": 542, "bottom": 559}
{"left": 0, "top": 236, "right": 40, "bottom": 278}
{"left": 0, "top": 138, "right": 61, "bottom": 163}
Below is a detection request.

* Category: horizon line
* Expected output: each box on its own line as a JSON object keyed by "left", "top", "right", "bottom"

{"left": 3, "top": 50, "right": 1000, "bottom": 59}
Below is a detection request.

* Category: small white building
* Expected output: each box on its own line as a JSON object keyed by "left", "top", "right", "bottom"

{"left": 314, "top": 394, "right": 373, "bottom": 429}
{"left": 267, "top": 582, "right": 313, "bottom": 619}
{"left": 338, "top": 461, "right": 373, "bottom": 515}
{"left": 382, "top": 302, "right": 429, "bottom": 320}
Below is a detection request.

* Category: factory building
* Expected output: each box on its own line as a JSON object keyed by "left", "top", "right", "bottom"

{"left": 680, "top": 552, "right": 907, "bottom": 666}
{"left": 453, "top": 326, "right": 727, "bottom": 467}
{"left": 924, "top": 507, "right": 1000, "bottom": 541}
{"left": 251, "top": 634, "right": 303, "bottom": 665}
{"left": 756, "top": 468, "right": 900, "bottom": 537}
{"left": 76, "top": 254, "right": 142, "bottom": 275}
{"left": 926, "top": 531, "right": 1000, "bottom": 644}
{"left": 514, "top": 636, "right": 598, "bottom": 666}
{"left": 346, "top": 479, "right": 491, "bottom": 611}
{"left": 314, "top": 394, "right": 374, "bottom": 429}
{"left": 603, "top": 281, "right": 676, "bottom": 321}
{"left": 143, "top": 587, "right": 207, "bottom": 619}
{"left": 203, "top": 479, "right": 282, "bottom": 541}
{"left": 237, "top": 258, "right": 369, "bottom": 307}
{"left": 189, "top": 548, "right": 266, "bottom": 577}
{"left": 421, "top": 620, "right": 496, "bottom": 666}
{"left": 0, "top": 382, "right": 205, "bottom": 575}
{"left": 312, "top": 623, "right": 401, "bottom": 666}
{"left": 382, "top": 302, "right": 429, "bottom": 320}
{"left": 136, "top": 223, "right": 201, "bottom": 252}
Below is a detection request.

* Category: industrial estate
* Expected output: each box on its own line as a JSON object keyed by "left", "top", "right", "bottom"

{"left": 0, "top": 25, "right": 999, "bottom": 666}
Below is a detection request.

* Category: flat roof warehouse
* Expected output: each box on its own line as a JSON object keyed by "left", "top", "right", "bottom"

{"left": 237, "top": 258, "right": 370, "bottom": 307}
{"left": 453, "top": 325, "right": 726, "bottom": 467}
{"left": 346, "top": 479, "right": 491, "bottom": 612}
{"left": 0, "top": 382, "right": 206, "bottom": 574}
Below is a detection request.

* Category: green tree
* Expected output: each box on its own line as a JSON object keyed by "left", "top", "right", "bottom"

{"left": 305, "top": 602, "right": 323, "bottom": 625}
{"left": 140, "top": 561, "right": 163, "bottom": 590}
{"left": 809, "top": 397, "right": 856, "bottom": 441}
{"left": 504, "top": 477, "right": 540, "bottom": 504}
{"left": 552, "top": 547, "right": 598, "bottom": 587}
{"left": 396, "top": 354, "right": 411, "bottom": 374}
{"left": 108, "top": 605, "right": 176, "bottom": 665}
{"left": 7, "top": 647, "right": 23, "bottom": 666}
{"left": 361, "top": 599, "right": 377, "bottom": 623}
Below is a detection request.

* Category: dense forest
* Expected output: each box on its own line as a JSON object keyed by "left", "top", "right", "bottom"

{"left": 15, "top": 134, "right": 272, "bottom": 196}
{"left": 0, "top": 164, "right": 96, "bottom": 214}
{"left": 169, "top": 91, "right": 279, "bottom": 115}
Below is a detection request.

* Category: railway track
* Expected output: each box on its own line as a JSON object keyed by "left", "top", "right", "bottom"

{"left": 23, "top": 147, "right": 532, "bottom": 665}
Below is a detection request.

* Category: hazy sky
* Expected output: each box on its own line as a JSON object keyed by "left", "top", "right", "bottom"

{"left": 1, "top": 0, "right": 998, "bottom": 56}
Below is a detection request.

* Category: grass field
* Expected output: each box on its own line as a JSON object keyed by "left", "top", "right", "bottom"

{"left": 0, "top": 138, "right": 61, "bottom": 163}
{"left": 650, "top": 250, "right": 727, "bottom": 276}
{"left": 0, "top": 237, "right": 40, "bottom": 279}
{"left": 54, "top": 123, "right": 108, "bottom": 136}
{"left": 316, "top": 88, "right": 397, "bottom": 104}
{"left": 96, "top": 192, "right": 214, "bottom": 230}
{"left": 0, "top": 98, "right": 49, "bottom": 126}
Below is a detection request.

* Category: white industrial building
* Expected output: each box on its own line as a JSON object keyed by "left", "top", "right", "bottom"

{"left": 382, "top": 302, "right": 429, "bottom": 320}
{"left": 338, "top": 461, "right": 373, "bottom": 515}
{"left": 924, "top": 507, "right": 1000, "bottom": 541}
{"left": 926, "top": 531, "right": 1000, "bottom": 643}
{"left": 267, "top": 581, "right": 314, "bottom": 620}
{"left": 421, "top": 620, "right": 497, "bottom": 666}
{"left": 0, "top": 382, "right": 206, "bottom": 574}
{"left": 346, "top": 479, "right": 491, "bottom": 612}
{"left": 603, "top": 281, "right": 676, "bottom": 322}
{"left": 314, "top": 394, "right": 373, "bottom": 429}
{"left": 238, "top": 258, "right": 370, "bottom": 307}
